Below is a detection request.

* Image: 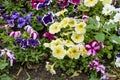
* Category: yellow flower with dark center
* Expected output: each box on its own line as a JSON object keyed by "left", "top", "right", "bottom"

{"left": 60, "top": 17, "right": 69, "bottom": 28}
{"left": 75, "top": 22, "right": 86, "bottom": 34}
{"left": 49, "top": 22, "right": 61, "bottom": 34}
{"left": 52, "top": 45, "right": 66, "bottom": 59}
{"left": 69, "top": 18, "right": 77, "bottom": 27}
{"left": 71, "top": 32, "right": 84, "bottom": 43}
{"left": 67, "top": 46, "right": 80, "bottom": 59}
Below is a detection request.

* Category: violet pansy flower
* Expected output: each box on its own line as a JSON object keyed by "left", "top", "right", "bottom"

{"left": 11, "top": 11, "right": 20, "bottom": 19}
{"left": 85, "top": 40, "right": 101, "bottom": 56}
{"left": 17, "top": 17, "right": 26, "bottom": 28}
{"left": 20, "top": 39, "right": 28, "bottom": 50}
{"left": 42, "top": 12, "right": 54, "bottom": 25}
{"left": 27, "top": 38, "right": 40, "bottom": 48}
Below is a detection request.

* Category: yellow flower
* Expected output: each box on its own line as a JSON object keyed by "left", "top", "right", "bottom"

{"left": 80, "top": 45, "right": 89, "bottom": 57}
{"left": 84, "top": 0, "right": 98, "bottom": 7}
{"left": 50, "top": 39, "right": 63, "bottom": 49}
{"left": 60, "top": 17, "right": 69, "bottom": 28}
{"left": 64, "top": 40, "right": 75, "bottom": 47}
{"left": 68, "top": 18, "right": 77, "bottom": 27}
{"left": 55, "top": 9, "right": 68, "bottom": 16}
{"left": 44, "top": 43, "right": 50, "bottom": 48}
{"left": 67, "top": 46, "right": 80, "bottom": 59}
{"left": 46, "top": 62, "right": 56, "bottom": 75}
{"left": 100, "top": 0, "right": 112, "bottom": 5}
{"left": 71, "top": 32, "right": 84, "bottom": 43}
{"left": 52, "top": 45, "right": 66, "bottom": 59}
{"left": 75, "top": 22, "right": 86, "bottom": 34}
{"left": 49, "top": 22, "right": 61, "bottom": 34}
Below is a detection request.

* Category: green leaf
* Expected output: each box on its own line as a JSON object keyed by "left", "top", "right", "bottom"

{"left": 110, "top": 35, "right": 120, "bottom": 44}
{"left": 103, "top": 23, "right": 117, "bottom": 30}
{"left": 95, "top": 33, "right": 105, "bottom": 42}
{"left": 0, "top": 62, "right": 8, "bottom": 70}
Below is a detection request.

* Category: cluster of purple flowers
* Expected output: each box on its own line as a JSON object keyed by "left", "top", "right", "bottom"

{"left": 88, "top": 58, "right": 105, "bottom": 74}
{"left": 15, "top": 38, "right": 40, "bottom": 50}
{"left": 37, "top": 12, "right": 54, "bottom": 26}
{"left": 2, "top": 11, "right": 33, "bottom": 28}
{"left": 31, "top": 0, "right": 52, "bottom": 10}
{"left": 85, "top": 40, "right": 105, "bottom": 56}
{"left": 0, "top": 48, "right": 16, "bottom": 66}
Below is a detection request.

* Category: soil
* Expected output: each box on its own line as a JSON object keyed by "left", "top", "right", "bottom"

{"left": 10, "top": 62, "right": 89, "bottom": 80}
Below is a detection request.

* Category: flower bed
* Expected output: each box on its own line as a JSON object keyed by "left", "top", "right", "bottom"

{"left": 0, "top": 0, "right": 120, "bottom": 79}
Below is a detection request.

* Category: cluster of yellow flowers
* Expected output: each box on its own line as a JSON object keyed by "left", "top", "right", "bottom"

{"left": 44, "top": 15, "right": 89, "bottom": 59}
{"left": 84, "top": 0, "right": 113, "bottom": 7}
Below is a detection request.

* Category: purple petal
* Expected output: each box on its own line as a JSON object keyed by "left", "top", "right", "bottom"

{"left": 94, "top": 46, "right": 100, "bottom": 51}
{"left": 70, "top": 0, "right": 80, "bottom": 5}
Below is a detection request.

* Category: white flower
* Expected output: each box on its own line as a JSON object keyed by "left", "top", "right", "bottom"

{"left": 114, "top": 13, "right": 120, "bottom": 22}
{"left": 102, "top": 4, "right": 115, "bottom": 15}
{"left": 84, "top": 0, "right": 98, "bottom": 7}
{"left": 96, "top": 16, "right": 100, "bottom": 22}
{"left": 115, "top": 58, "right": 120, "bottom": 67}
{"left": 115, "top": 8, "right": 120, "bottom": 13}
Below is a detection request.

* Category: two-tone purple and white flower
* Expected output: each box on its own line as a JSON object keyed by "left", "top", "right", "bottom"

{"left": 85, "top": 40, "right": 105, "bottom": 56}
{"left": 24, "top": 25, "right": 39, "bottom": 39}
{"left": 0, "top": 48, "right": 16, "bottom": 66}
{"left": 88, "top": 58, "right": 105, "bottom": 74}
{"left": 37, "top": 12, "right": 54, "bottom": 26}
{"left": 115, "top": 51, "right": 120, "bottom": 67}
{"left": 9, "top": 31, "right": 22, "bottom": 38}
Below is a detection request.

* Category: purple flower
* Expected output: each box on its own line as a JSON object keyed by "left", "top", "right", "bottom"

{"left": 15, "top": 38, "right": 23, "bottom": 44}
{"left": 43, "top": 32, "right": 55, "bottom": 40}
{"left": 6, "top": 51, "right": 16, "bottom": 66}
{"left": 44, "top": 0, "right": 52, "bottom": 5}
{"left": 101, "top": 74, "right": 109, "bottom": 80}
{"left": 11, "top": 11, "right": 20, "bottom": 19}
{"left": 0, "top": 49, "right": 16, "bottom": 66}
{"left": 37, "top": 16, "right": 43, "bottom": 23}
{"left": 20, "top": 39, "right": 28, "bottom": 50}
{"left": 24, "top": 12, "right": 34, "bottom": 24}
{"left": 36, "top": 3, "right": 44, "bottom": 10}
{"left": 96, "top": 65, "right": 105, "bottom": 74}
{"left": 61, "top": 0, "right": 69, "bottom": 8}
{"left": 89, "top": 59, "right": 105, "bottom": 74}
{"left": 116, "top": 51, "right": 120, "bottom": 58}
{"left": 42, "top": 12, "right": 54, "bottom": 25}
{"left": 17, "top": 17, "right": 26, "bottom": 28}
{"left": 27, "top": 38, "right": 40, "bottom": 48}
{"left": 0, "top": 4, "right": 4, "bottom": 10}
{"left": 85, "top": 40, "right": 101, "bottom": 56}
{"left": 70, "top": 0, "right": 80, "bottom": 5}
{"left": 88, "top": 58, "right": 99, "bottom": 69}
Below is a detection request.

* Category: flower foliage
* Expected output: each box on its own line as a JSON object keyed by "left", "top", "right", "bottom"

{"left": 1, "top": 0, "right": 120, "bottom": 79}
